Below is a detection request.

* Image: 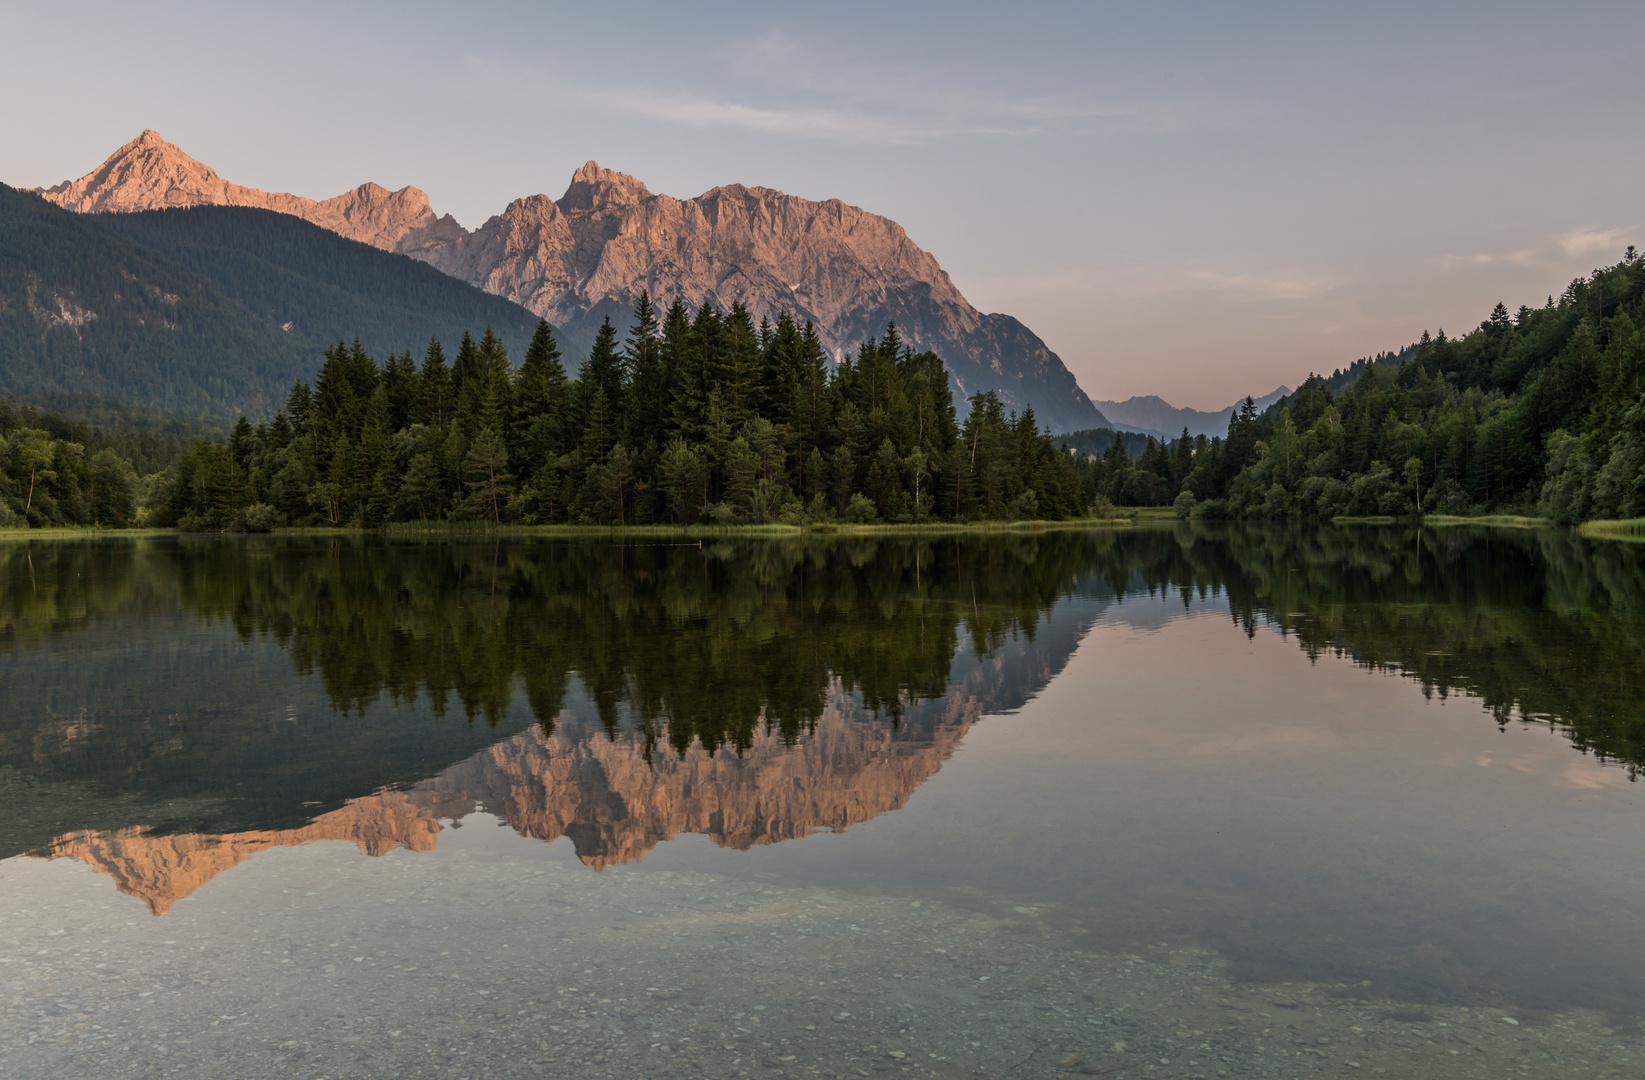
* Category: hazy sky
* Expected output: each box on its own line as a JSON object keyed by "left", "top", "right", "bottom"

{"left": 4, "top": 1, "right": 1641, "bottom": 410}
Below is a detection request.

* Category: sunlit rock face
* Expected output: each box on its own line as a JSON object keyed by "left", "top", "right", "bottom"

{"left": 36, "top": 130, "right": 464, "bottom": 252}
{"left": 405, "top": 162, "right": 1103, "bottom": 431}
{"left": 45, "top": 687, "right": 980, "bottom": 915}
{"left": 38, "top": 133, "right": 1103, "bottom": 431}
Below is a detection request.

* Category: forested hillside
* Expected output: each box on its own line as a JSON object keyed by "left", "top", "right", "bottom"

{"left": 1079, "top": 250, "right": 1645, "bottom": 522}
{"left": 99, "top": 206, "right": 571, "bottom": 367}
{"left": 0, "top": 183, "right": 312, "bottom": 415}
{"left": 152, "top": 298, "right": 1102, "bottom": 529}
{"left": 0, "top": 189, "right": 567, "bottom": 420}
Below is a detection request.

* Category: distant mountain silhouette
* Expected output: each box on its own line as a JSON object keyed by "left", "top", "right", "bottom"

{"left": 1094, "top": 386, "right": 1293, "bottom": 439}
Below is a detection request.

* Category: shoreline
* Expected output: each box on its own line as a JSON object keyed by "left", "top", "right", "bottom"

{"left": 11, "top": 513, "right": 1645, "bottom": 540}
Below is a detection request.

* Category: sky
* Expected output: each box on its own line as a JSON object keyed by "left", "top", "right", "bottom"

{"left": 3, "top": 0, "right": 1642, "bottom": 411}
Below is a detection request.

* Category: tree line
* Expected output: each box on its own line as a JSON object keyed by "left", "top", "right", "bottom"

{"left": 148, "top": 295, "right": 1098, "bottom": 529}
{"left": 0, "top": 396, "right": 213, "bottom": 528}
{"left": 9, "top": 249, "right": 1645, "bottom": 530}
{"left": 1085, "top": 248, "right": 1645, "bottom": 521}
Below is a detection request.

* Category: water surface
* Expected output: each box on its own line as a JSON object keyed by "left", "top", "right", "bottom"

{"left": 1, "top": 526, "right": 1641, "bottom": 1078}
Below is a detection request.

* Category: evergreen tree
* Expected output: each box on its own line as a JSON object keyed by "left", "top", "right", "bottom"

{"left": 418, "top": 338, "right": 455, "bottom": 432}
{"left": 461, "top": 428, "right": 514, "bottom": 521}
{"left": 719, "top": 302, "right": 760, "bottom": 423}
{"left": 623, "top": 292, "right": 663, "bottom": 440}
{"left": 514, "top": 319, "right": 569, "bottom": 470}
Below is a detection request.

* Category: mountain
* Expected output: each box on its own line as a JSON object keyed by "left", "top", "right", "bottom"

{"left": 408, "top": 163, "right": 1109, "bottom": 432}
{"left": 1, "top": 182, "right": 310, "bottom": 415}
{"left": 1, "top": 184, "right": 563, "bottom": 416}
{"left": 36, "top": 129, "right": 462, "bottom": 251}
{"left": 97, "top": 205, "right": 574, "bottom": 365}
{"left": 37, "top": 132, "right": 1106, "bottom": 432}
{"left": 1094, "top": 386, "right": 1293, "bottom": 440}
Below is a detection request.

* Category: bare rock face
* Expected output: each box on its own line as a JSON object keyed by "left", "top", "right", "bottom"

{"left": 38, "top": 133, "right": 1104, "bottom": 431}
{"left": 410, "top": 162, "right": 1105, "bottom": 431}
{"left": 35, "top": 129, "right": 457, "bottom": 252}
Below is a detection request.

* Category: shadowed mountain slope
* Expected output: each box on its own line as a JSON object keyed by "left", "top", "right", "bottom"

{"left": 1, "top": 185, "right": 567, "bottom": 415}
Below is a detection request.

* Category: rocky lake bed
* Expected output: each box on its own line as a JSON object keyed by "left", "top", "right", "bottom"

{"left": 1, "top": 823, "right": 1635, "bottom": 1080}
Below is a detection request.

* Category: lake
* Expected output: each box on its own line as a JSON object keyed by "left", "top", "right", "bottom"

{"left": 0, "top": 525, "right": 1640, "bottom": 1079}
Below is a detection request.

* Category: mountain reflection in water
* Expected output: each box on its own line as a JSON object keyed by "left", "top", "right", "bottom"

{"left": 2, "top": 524, "right": 1642, "bottom": 916}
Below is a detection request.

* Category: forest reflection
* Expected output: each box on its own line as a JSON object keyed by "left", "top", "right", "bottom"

{"left": 2, "top": 523, "right": 1643, "bottom": 785}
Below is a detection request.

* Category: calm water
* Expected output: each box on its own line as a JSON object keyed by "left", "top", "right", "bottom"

{"left": 1, "top": 526, "right": 1641, "bottom": 1079}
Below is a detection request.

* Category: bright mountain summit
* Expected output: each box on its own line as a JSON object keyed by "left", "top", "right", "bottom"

{"left": 39, "top": 131, "right": 1107, "bottom": 432}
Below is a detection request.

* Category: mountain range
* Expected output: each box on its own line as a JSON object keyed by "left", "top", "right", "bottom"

{"left": 0, "top": 184, "right": 558, "bottom": 415}
{"left": 1094, "top": 385, "right": 1293, "bottom": 440}
{"left": 36, "top": 131, "right": 1108, "bottom": 432}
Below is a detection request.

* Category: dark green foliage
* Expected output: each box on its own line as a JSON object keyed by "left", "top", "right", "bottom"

{"left": 0, "top": 188, "right": 573, "bottom": 417}
{"left": 0, "top": 396, "right": 216, "bottom": 527}
{"left": 147, "top": 305, "right": 1101, "bottom": 529}
{"left": 96, "top": 204, "right": 576, "bottom": 370}
{"left": 0, "top": 184, "right": 312, "bottom": 415}
{"left": 1112, "top": 250, "right": 1645, "bottom": 520}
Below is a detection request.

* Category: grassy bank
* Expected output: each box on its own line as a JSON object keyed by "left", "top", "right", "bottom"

{"left": 1, "top": 519, "right": 1137, "bottom": 540}
{"left": 0, "top": 527, "right": 176, "bottom": 541}
{"left": 377, "top": 518, "right": 1135, "bottom": 538}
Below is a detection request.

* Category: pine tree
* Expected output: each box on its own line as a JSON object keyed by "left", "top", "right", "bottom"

{"left": 228, "top": 415, "right": 255, "bottom": 471}
{"left": 582, "top": 317, "right": 625, "bottom": 404}
{"left": 451, "top": 331, "right": 481, "bottom": 426}
{"left": 720, "top": 303, "right": 760, "bottom": 423}
{"left": 418, "top": 339, "right": 454, "bottom": 432}
{"left": 514, "top": 319, "right": 569, "bottom": 468}
{"left": 623, "top": 292, "right": 663, "bottom": 440}
{"left": 660, "top": 296, "right": 695, "bottom": 440}
{"left": 461, "top": 428, "right": 515, "bottom": 521}
{"left": 383, "top": 350, "right": 420, "bottom": 432}
{"left": 312, "top": 342, "right": 362, "bottom": 446}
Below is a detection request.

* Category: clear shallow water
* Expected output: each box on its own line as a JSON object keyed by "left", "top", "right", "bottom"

{"left": 0, "top": 526, "right": 1641, "bottom": 1078}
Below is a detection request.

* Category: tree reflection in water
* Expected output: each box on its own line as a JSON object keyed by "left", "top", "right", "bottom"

{"left": 1, "top": 523, "right": 1640, "bottom": 855}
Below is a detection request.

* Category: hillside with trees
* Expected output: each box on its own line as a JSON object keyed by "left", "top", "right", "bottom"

{"left": 1082, "top": 250, "right": 1645, "bottom": 522}
{"left": 0, "top": 183, "right": 312, "bottom": 416}
{"left": 10, "top": 236, "right": 1645, "bottom": 531}
{"left": 0, "top": 187, "right": 563, "bottom": 418}
{"left": 98, "top": 205, "right": 571, "bottom": 368}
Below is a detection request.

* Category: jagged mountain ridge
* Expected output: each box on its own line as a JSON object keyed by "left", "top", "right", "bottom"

{"left": 37, "top": 132, "right": 1107, "bottom": 432}
{"left": 37, "top": 129, "right": 462, "bottom": 251}
{"left": 1094, "top": 386, "right": 1293, "bottom": 440}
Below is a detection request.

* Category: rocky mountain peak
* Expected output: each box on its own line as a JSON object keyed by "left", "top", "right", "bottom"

{"left": 558, "top": 161, "right": 654, "bottom": 213}
{"left": 34, "top": 133, "right": 1106, "bottom": 431}
{"left": 40, "top": 128, "right": 224, "bottom": 212}
{"left": 35, "top": 130, "right": 441, "bottom": 251}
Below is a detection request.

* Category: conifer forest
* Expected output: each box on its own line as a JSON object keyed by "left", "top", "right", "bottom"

{"left": 2, "top": 250, "right": 1643, "bottom": 530}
